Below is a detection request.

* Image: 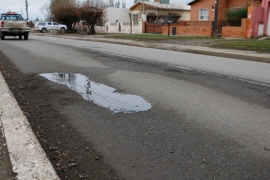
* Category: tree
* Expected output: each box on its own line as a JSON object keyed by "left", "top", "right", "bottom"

{"left": 122, "top": 1, "right": 126, "bottom": 8}
{"left": 79, "top": 0, "right": 106, "bottom": 34}
{"left": 49, "top": 0, "right": 80, "bottom": 31}
{"left": 40, "top": 3, "right": 51, "bottom": 21}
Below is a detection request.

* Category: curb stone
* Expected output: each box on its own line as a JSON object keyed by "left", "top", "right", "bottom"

{"left": 0, "top": 72, "right": 59, "bottom": 180}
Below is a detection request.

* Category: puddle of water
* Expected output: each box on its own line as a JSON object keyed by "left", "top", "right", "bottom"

{"left": 40, "top": 73, "right": 152, "bottom": 113}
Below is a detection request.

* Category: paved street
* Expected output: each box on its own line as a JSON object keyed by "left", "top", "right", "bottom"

{"left": 0, "top": 35, "right": 270, "bottom": 179}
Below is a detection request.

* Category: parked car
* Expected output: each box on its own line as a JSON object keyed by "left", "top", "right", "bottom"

{"left": 0, "top": 12, "right": 30, "bottom": 40}
{"left": 35, "top": 22, "right": 67, "bottom": 33}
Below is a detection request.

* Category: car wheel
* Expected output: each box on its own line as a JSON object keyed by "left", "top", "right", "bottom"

{"left": 19, "top": 35, "right": 22, "bottom": 40}
{"left": 42, "top": 28, "right": 47, "bottom": 33}
{"left": 1, "top": 35, "right": 4, "bottom": 40}
{"left": 24, "top": 35, "right": 28, "bottom": 40}
{"left": 60, "top": 27, "right": 65, "bottom": 33}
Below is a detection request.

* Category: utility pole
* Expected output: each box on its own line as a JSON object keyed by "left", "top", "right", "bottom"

{"left": 25, "top": 0, "right": 28, "bottom": 20}
{"left": 213, "top": 0, "right": 219, "bottom": 38}
{"left": 129, "top": 13, "right": 132, "bottom": 35}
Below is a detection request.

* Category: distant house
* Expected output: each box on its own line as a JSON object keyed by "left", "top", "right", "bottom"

{"left": 187, "top": 0, "right": 262, "bottom": 22}
{"left": 187, "top": 0, "right": 270, "bottom": 38}
{"left": 130, "top": 0, "right": 191, "bottom": 24}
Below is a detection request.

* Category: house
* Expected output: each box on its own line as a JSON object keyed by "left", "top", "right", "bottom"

{"left": 103, "top": 1, "right": 190, "bottom": 34}
{"left": 187, "top": 0, "right": 262, "bottom": 22}
{"left": 130, "top": 0, "right": 190, "bottom": 33}
{"left": 187, "top": 0, "right": 270, "bottom": 38}
{"left": 129, "top": 0, "right": 191, "bottom": 23}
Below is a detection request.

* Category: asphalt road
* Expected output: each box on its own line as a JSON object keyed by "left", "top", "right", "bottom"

{"left": 0, "top": 35, "right": 270, "bottom": 179}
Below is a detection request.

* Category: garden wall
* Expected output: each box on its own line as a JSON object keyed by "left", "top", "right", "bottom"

{"left": 161, "top": 25, "right": 213, "bottom": 36}
{"left": 222, "top": 19, "right": 250, "bottom": 38}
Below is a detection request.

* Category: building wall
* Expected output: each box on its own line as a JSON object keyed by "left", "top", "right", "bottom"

{"left": 190, "top": 0, "right": 215, "bottom": 21}
{"left": 261, "top": 0, "right": 270, "bottom": 35}
{"left": 247, "top": 6, "right": 264, "bottom": 37}
{"left": 227, "top": 0, "right": 261, "bottom": 8}
{"left": 181, "top": 11, "right": 191, "bottom": 21}
{"left": 105, "top": 7, "right": 130, "bottom": 25}
{"left": 218, "top": 0, "right": 228, "bottom": 21}
{"left": 104, "top": 7, "right": 134, "bottom": 34}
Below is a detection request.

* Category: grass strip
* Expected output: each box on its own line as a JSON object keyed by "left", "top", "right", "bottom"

{"left": 106, "top": 34, "right": 212, "bottom": 40}
{"left": 211, "top": 39, "right": 270, "bottom": 52}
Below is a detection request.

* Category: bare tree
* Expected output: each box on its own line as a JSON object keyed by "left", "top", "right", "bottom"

{"left": 115, "top": 0, "right": 120, "bottom": 8}
{"left": 49, "top": 0, "right": 80, "bottom": 30}
{"left": 122, "top": 1, "right": 126, "bottom": 8}
{"left": 79, "top": 0, "right": 107, "bottom": 35}
{"left": 108, "top": 0, "right": 114, "bottom": 7}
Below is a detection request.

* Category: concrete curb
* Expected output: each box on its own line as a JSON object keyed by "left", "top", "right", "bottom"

{"left": 0, "top": 72, "right": 59, "bottom": 180}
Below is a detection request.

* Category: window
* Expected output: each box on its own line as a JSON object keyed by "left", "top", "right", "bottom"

{"left": 48, "top": 22, "right": 52, "bottom": 25}
{"left": 133, "top": 14, "right": 139, "bottom": 25}
{"left": 199, "top": 9, "right": 209, "bottom": 20}
{"left": 53, "top": 22, "right": 58, "bottom": 25}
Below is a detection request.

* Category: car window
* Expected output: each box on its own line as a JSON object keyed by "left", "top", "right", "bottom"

{"left": 48, "top": 22, "right": 52, "bottom": 25}
{"left": 38, "top": 23, "right": 46, "bottom": 25}
{"left": 1, "top": 14, "right": 23, "bottom": 20}
{"left": 53, "top": 22, "right": 58, "bottom": 25}
{"left": 1, "top": 15, "right": 6, "bottom": 20}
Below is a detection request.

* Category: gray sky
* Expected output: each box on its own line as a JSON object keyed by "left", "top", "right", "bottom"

{"left": 0, "top": 0, "right": 191, "bottom": 21}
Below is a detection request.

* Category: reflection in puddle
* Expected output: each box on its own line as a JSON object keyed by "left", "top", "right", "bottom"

{"left": 40, "top": 73, "right": 152, "bottom": 113}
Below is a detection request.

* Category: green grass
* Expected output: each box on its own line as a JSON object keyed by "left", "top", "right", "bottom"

{"left": 106, "top": 34, "right": 212, "bottom": 40}
{"left": 211, "top": 39, "right": 270, "bottom": 52}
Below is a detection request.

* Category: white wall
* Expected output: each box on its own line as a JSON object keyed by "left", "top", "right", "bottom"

{"left": 180, "top": 11, "right": 190, "bottom": 21}
{"left": 103, "top": 7, "right": 143, "bottom": 34}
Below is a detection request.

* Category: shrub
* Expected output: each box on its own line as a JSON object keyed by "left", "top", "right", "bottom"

{"left": 225, "top": 6, "right": 248, "bottom": 26}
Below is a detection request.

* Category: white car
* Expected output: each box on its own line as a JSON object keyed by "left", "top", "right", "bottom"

{"left": 35, "top": 22, "right": 67, "bottom": 33}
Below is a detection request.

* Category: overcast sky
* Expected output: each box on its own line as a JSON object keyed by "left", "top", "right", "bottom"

{"left": 0, "top": 0, "right": 191, "bottom": 21}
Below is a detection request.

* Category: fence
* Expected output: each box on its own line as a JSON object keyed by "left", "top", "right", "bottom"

{"left": 159, "top": 21, "right": 240, "bottom": 37}
{"left": 145, "top": 23, "right": 162, "bottom": 34}
{"left": 160, "top": 21, "right": 214, "bottom": 36}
